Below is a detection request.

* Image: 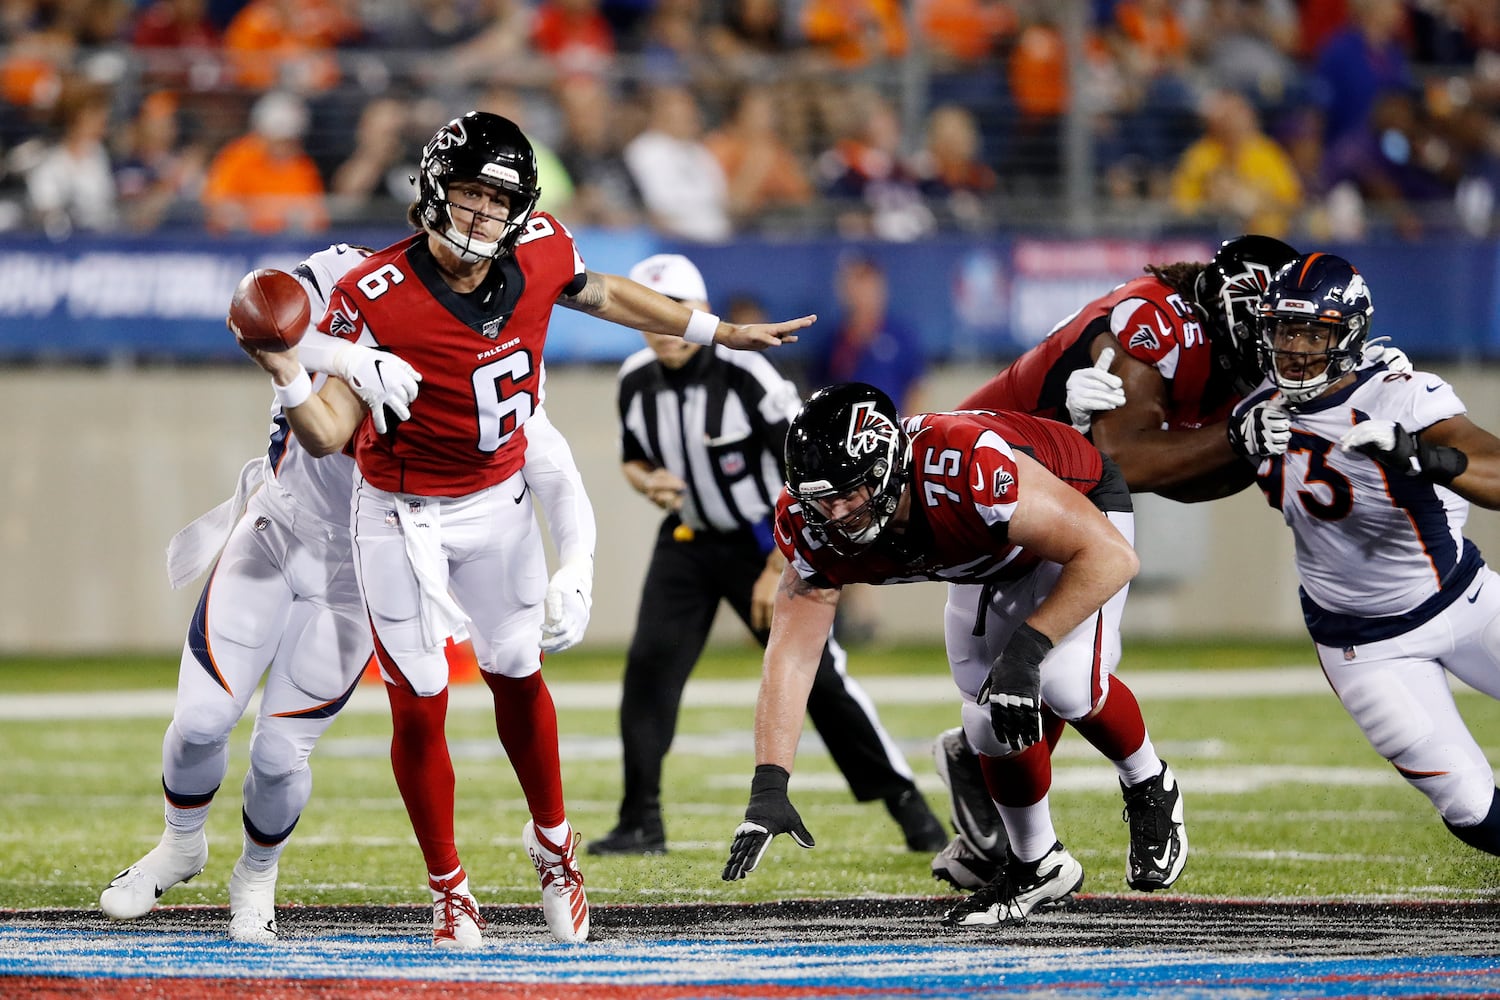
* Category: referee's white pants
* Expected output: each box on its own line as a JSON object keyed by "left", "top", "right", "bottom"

{"left": 353, "top": 471, "right": 547, "bottom": 696}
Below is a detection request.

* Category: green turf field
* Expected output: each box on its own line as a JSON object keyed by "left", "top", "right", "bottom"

{"left": 2, "top": 638, "right": 1497, "bottom": 911}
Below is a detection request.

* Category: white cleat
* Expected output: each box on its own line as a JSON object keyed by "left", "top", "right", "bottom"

{"left": 523, "top": 821, "right": 589, "bottom": 943}
{"left": 431, "top": 874, "right": 485, "bottom": 949}
{"left": 227, "top": 857, "right": 279, "bottom": 944}
{"left": 99, "top": 830, "right": 208, "bottom": 920}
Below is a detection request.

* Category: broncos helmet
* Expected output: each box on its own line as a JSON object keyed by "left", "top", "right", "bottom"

{"left": 1257, "top": 252, "right": 1373, "bottom": 406}
{"left": 1193, "top": 234, "right": 1300, "bottom": 390}
{"left": 416, "top": 112, "right": 541, "bottom": 262}
{"left": 784, "top": 383, "right": 909, "bottom": 554}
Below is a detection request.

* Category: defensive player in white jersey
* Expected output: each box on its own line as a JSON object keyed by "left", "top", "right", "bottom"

{"left": 98, "top": 243, "right": 597, "bottom": 942}
{"left": 1228, "top": 252, "right": 1500, "bottom": 855}
{"left": 238, "top": 111, "right": 813, "bottom": 947}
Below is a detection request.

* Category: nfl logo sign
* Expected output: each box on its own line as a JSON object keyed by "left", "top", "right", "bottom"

{"left": 1343, "top": 646, "right": 1357, "bottom": 661}
{"left": 719, "top": 452, "right": 746, "bottom": 477}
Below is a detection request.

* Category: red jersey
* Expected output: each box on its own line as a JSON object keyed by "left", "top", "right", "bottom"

{"left": 321, "top": 214, "right": 586, "bottom": 495}
{"left": 960, "top": 275, "right": 1237, "bottom": 432}
{"left": 776, "top": 410, "right": 1121, "bottom": 589}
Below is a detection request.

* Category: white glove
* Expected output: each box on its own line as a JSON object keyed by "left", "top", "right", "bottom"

{"left": 1362, "top": 336, "right": 1412, "bottom": 375}
{"left": 333, "top": 343, "right": 422, "bottom": 434}
{"left": 541, "top": 559, "right": 593, "bottom": 653}
{"left": 1227, "top": 400, "right": 1291, "bottom": 459}
{"left": 1065, "top": 347, "right": 1125, "bottom": 433}
{"left": 1339, "top": 419, "right": 1397, "bottom": 456}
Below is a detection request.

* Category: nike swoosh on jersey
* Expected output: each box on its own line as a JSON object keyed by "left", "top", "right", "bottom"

{"left": 1427, "top": 384, "right": 1442, "bottom": 392}
{"left": 513, "top": 484, "right": 529, "bottom": 504}
{"left": 1469, "top": 583, "right": 1485, "bottom": 604}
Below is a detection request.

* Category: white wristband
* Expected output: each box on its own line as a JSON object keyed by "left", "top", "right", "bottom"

{"left": 684, "top": 310, "right": 720, "bottom": 346}
{"left": 272, "top": 367, "right": 313, "bottom": 409}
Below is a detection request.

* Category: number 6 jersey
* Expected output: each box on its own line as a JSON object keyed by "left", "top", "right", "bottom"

{"left": 321, "top": 212, "right": 587, "bottom": 496}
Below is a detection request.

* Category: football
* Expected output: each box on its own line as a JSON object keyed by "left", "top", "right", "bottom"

{"left": 228, "top": 268, "right": 310, "bottom": 352}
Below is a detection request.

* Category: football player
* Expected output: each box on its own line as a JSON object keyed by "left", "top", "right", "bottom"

{"left": 1229, "top": 252, "right": 1500, "bottom": 856}
{"left": 719, "top": 383, "right": 1173, "bottom": 927}
{"left": 237, "top": 111, "right": 815, "bottom": 947}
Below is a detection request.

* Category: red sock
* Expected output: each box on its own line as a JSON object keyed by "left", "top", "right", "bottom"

{"left": 979, "top": 740, "right": 1052, "bottom": 808}
{"left": 385, "top": 681, "right": 460, "bottom": 878}
{"left": 1070, "top": 677, "right": 1148, "bottom": 762}
{"left": 482, "top": 671, "right": 566, "bottom": 828}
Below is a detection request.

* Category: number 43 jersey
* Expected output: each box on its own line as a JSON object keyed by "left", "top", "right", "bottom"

{"left": 1237, "top": 367, "right": 1477, "bottom": 643}
{"left": 321, "top": 212, "right": 587, "bottom": 497}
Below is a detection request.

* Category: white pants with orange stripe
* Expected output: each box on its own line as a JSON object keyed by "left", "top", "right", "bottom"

{"left": 1315, "top": 564, "right": 1500, "bottom": 829}
{"left": 165, "top": 478, "right": 373, "bottom": 843}
{"left": 353, "top": 470, "right": 547, "bottom": 696}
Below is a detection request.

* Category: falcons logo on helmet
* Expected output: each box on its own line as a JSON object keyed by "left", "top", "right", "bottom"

{"left": 845, "top": 400, "right": 897, "bottom": 457}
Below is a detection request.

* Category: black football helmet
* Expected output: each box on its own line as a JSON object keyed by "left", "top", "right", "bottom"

{"left": 416, "top": 112, "right": 541, "bottom": 262}
{"left": 1257, "top": 252, "right": 1373, "bottom": 405}
{"left": 784, "top": 383, "right": 909, "bottom": 554}
{"left": 1193, "top": 234, "right": 1300, "bottom": 390}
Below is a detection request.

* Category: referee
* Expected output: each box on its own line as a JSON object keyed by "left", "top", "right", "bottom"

{"left": 588, "top": 253, "right": 946, "bottom": 856}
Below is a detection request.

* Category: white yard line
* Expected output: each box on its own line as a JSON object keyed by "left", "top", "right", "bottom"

{"left": 0, "top": 667, "right": 1331, "bottom": 721}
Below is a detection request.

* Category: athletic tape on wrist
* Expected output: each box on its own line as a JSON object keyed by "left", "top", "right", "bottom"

{"left": 684, "top": 310, "right": 720, "bottom": 346}
{"left": 272, "top": 367, "right": 313, "bottom": 409}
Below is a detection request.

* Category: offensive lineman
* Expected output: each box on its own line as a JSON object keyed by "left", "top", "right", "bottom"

{"left": 720, "top": 383, "right": 1151, "bottom": 927}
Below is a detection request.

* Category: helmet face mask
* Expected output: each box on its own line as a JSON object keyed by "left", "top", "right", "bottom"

{"left": 1257, "top": 253, "right": 1373, "bottom": 406}
{"left": 785, "top": 384, "right": 908, "bottom": 555}
{"left": 418, "top": 112, "right": 541, "bottom": 262}
{"left": 1193, "top": 234, "right": 1299, "bottom": 390}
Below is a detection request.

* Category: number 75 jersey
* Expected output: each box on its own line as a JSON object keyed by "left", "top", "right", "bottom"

{"left": 320, "top": 213, "right": 586, "bottom": 496}
{"left": 1239, "top": 367, "right": 1476, "bottom": 638}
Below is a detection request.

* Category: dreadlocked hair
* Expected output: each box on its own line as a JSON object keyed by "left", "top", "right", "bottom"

{"left": 1143, "top": 261, "right": 1204, "bottom": 299}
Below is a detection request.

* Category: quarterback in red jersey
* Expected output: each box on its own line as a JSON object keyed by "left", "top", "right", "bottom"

{"left": 720, "top": 383, "right": 1185, "bottom": 927}
{"left": 241, "top": 111, "right": 815, "bottom": 949}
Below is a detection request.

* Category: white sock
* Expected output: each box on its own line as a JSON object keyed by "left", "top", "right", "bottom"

{"left": 998, "top": 797, "right": 1057, "bottom": 862}
{"left": 537, "top": 820, "right": 571, "bottom": 850}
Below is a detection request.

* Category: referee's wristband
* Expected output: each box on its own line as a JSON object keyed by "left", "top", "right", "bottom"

{"left": 272, "top": 366, "right": 313, "bottom": 409}
{"left": 684, "top": 310, "right": 720, "bottom": 346}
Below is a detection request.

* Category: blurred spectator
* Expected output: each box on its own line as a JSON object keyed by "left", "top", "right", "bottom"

{"left": 1107, "top": 0, "right": 1202, "bottom": 196}
{"left": 1311, "top": 0, "right": 1415, "bottom": 146}
{"left": 1169, "top": 88, "right": 1301, "bottom": 238}
{"left": 725, "top": 291, "right": 768, "bottom": 327}
{"left": 703, "top": 84, "right": 814, "bottom": 227}
{"left": 362, "top": 0, "right": 494, "bottom": 49}
{"left": 811, "top": 252, "right": 925, "bottom": 412}
{"left": 911, "top": 102, "right": 997, "bottom": 230}
{"left": 554, "top": 73, "right": 642, "bottom": 228}
{"left": 623, "top": 84, "right": 731, "bottom": 242}
{"left": 19, "top": 78, "right": 118, "bottom": 238}
{"left": 531, "top": 0, "right": 616, "bottom": 78}
{"left": 1296, "top": 0, "right": 1350, "bottom": 59}
{"left": 706, "top": 0, "right": 795, "bottom": 76}
{"left": 800, "top": 0, "right": 908, "bottom": 69}
{"left": 1321, "top": 87, "right": 1457, "bottom": 240}
{"left": 814, "top": 85, "right": 934, "bottom": 241}
{"left": 327, "top": 95, "right": 421, "bottom": 221}
{"left": 637, "top": 0, "right": 709, "bottom": 87}
{"left": 222, "top": 0, "right": 358, "bottom": 93}
{"left": 202, "top": 90, "right": 328, "bottom": 233}
{"left": 113, "top": 89, "right": 208, "bottom": 230}
{"left": 1004, "top": 12, "right": 1069, "bottom": 192}
{"left": 918, "top": 0, "right": 1015, "bottom": 67}
{"left": 0, "top": 4, "right": 77, "bottom": 140}
{"left": 131, "top": 0, "right": 219, "bottom": 47}
{"left": 1188, "top": 0, "right": 1300, "bottom": 115}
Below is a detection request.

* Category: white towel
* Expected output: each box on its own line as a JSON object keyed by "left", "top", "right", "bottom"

{"left": 393, "top": 496, "right": 469, "bottom": 650}
{"left": 165, "top": 458, "right": 266, "bottom": 590}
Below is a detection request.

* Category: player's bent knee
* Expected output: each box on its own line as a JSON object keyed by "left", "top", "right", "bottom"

{"left": 248, "top": 725, "right": 314, "bottom": 782}
{"left": 960, "top": 701, "right": 1011, "bottom": 757}
{"left": 171, "top": 704, "right": 242, "bottom": 747}
{"left": 1424, "top": 765, "right": 1498, "bottom": 828}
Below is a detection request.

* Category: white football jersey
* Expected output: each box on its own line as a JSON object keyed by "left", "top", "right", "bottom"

{"left": 264, "top": 243, "right": 369, "bottom": 524}
{"left": 1236, "top": 366, "right": 1476, "bottom": 644}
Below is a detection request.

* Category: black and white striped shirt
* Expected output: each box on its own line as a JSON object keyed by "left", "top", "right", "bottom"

{"left": 617, "top": 344, "right": 803, "bottom": 540}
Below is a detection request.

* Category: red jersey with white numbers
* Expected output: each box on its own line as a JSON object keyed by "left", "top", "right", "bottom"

{"left": 960, "top": 275, "right": 1237, "bottom": 432}
{"left": 775, "top": 410, "right": 1117, "bottom": 589}
{"left": 321, "top": 214, "right": 586, "bottom": 496}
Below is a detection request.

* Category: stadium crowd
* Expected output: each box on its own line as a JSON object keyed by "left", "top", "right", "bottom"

{"left": 1, "top": 0, "right": 1498, "bottom": 242}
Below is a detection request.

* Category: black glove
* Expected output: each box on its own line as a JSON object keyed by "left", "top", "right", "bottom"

{"left": 1227, "top": 400, "right": 1291, "bottom": 460}
{"left": 977, "top": 623, "right": 1052, "bottom": 751}
{"left": 1339, "top": 419, "right": 1468, "bottom": 485}
{"left": 721, "top": 764, "right": 815, "bottom": 881}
